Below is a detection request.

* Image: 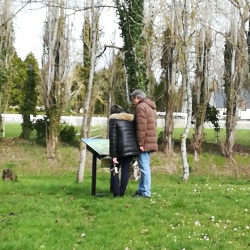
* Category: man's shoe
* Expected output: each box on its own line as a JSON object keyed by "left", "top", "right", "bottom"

{"left": 131, "top": 191, "right": 150, "bottom": 198}
{"left": 131, "top": 190, "right": 142, "bottom": 197}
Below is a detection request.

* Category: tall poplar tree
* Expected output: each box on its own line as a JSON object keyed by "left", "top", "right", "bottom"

{"left": 41, "top": 0, "right": 70, "bottom": 159}
{"left": 223, "top": 2, "right": 248, "bottom": 158}
{"left": 77, "top": 0, "right": 101, "bottom": 182}
{"left": 0, "top": 0, "right": 14, "bottom": 137}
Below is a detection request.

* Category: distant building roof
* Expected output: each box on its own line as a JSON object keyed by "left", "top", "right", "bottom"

{"left": 214, "top": 87, "right": 250, "bottom": 109}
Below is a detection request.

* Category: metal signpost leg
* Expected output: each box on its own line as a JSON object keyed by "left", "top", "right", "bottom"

{"left": 91, "top": 153, "right": 97, "bottom": 195}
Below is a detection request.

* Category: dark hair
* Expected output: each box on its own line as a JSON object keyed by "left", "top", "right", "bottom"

{"left": 110, "top": 104, "right": 123, "bottom": 114}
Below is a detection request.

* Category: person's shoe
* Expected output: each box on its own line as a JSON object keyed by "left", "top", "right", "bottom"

{"left": 131, "top": 190, "right": 142, "bottom": 197}
{"left": 131, "top": 191, "right": 150, "bottom": 198}
{"left": 113, "top": 194, "right": 120, "bottom": 198}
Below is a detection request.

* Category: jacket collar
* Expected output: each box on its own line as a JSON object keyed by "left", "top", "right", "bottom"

{"left": 109, "top": 113, "right": 134, "bottom": 121}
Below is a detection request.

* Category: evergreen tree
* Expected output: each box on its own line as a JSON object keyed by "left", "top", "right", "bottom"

{"left": 19, "top": 53, "right": 40, "bottom": 139}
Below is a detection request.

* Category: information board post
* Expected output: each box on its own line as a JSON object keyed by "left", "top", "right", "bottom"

{"left": 91, "top": 152, "right": 97, "bottom": 195}
{"left": 82, "top": 139, "right": 110, "bottom": 196}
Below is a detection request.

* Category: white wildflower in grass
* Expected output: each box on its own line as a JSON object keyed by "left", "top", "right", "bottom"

{"left": 246, "top": 226, "right": 249, "bottom": 230}
{"left": 195, "top": 221, "right": 201, "bottom": 226}
{"left": 245, "top": 208, "right": 248, "bottom": 212}
{"left": 141, "top": 229, "right": 148, "bottom": 234}
{"left": 194, "top": 189, "right": 197, "bottom": 192}
{"left": 175, "top": 212, "right": 179, "bottom": 216}
{"left": 224, "top": 225, "right": 227, "bottom": 229}
{"left": 216, "top": 223, "right": 220, "bottom": 228}
{"left": 81, "top": 233, "right": 86, "bottom": 237}
{"left": 211, "top": 216, "right": 215, "bottom": 221}
{"left": 234, "top": 228, "right": 237, "bottom": 231}
{"left": 204, "top": 235, "right": 209, "bottom": 240}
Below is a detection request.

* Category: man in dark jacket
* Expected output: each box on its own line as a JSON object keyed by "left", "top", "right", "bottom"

{"left": 130, "top": 89, "right": 158, "bottom": 198}
{"left": 109, "top": 104, "right": 140, "bottom": 197}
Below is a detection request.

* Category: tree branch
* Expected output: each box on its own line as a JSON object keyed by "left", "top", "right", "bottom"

{"left": 97, "top": 44, "right": 123, "bottom": 58}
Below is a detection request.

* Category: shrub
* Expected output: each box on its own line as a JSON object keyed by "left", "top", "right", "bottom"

{"left": 59, "top": 123, "right": 78, "bottom": 145}
{"left": 33, "top": 119, "right": 47, "bottom": 143}
{"left": 157, "top": 131, "right": 164, "bottom": 145}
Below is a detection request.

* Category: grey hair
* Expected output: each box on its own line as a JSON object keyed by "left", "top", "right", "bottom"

{"left": 130, "top": 89, "right": 146, "bottom": 100}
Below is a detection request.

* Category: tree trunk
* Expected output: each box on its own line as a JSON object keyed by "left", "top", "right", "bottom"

{"left": 46, "top": 107, "right": 60, "bottom": 159}
{"left": 20, "top": 114, "right": 33, "bottom": 139}
{"left": 77, "top": 0, "right": 100, "bottom": 183}
{"left": 179, "top": 0, "right": 193, "bottom": 182}
{"left": 193, "top": 0, "right": 212, "bottom": 160}
{"left": 0, "top": 114, "right": 3, "bottom": 139}
{"left": 224, "top": 3, "right": 247, "bottom": 158}
{"left": 41, "top": 0, "right": 70, "bottom": 160}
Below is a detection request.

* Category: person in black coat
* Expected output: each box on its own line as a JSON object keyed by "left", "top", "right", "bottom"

{"left": 109, "top": 104, "right": 140, "bottom": 197}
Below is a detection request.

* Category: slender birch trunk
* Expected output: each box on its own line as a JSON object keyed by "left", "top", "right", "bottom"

{"left": 179, "top": 0, "right": 194, "bottom": 181}
{"left": 77, "top": 0, "right": 100, "bottom": 182}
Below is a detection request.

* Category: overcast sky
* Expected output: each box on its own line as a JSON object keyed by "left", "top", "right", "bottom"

{"left": 13, "top": 1, "right": 122, "bottom": 68}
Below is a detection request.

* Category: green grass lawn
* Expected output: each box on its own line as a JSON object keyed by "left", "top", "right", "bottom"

{"left": 1, "top": 171, "right": 250, "bottom": 250}
{"left": 4, "top": 124, "right": 250, "bottom": 147}
{"left": 1, "top": 124, "right": 250, "bottom": 249}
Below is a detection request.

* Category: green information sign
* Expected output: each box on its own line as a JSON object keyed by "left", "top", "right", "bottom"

{"left": 81, "top": 138, "right": 110, "bottom": 195}
{"left": 82, "top": 138, "right": 109, "bottom": 156}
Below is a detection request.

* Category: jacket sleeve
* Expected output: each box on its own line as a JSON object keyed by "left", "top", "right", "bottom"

{"left": 109, "top": 119, "right": 118, "bottom": 157}
{"left": 136, "top": 105, "right": 147, "bottom": 147}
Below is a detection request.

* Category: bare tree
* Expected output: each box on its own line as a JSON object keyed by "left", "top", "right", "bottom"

{"left": 41, "top": 0, "right": 70, "bottom": 159}
{"left": 177, "top": 0, "right": 196, "bottom": 182}
{"left": 77, "top": 0, "right": 101, "bottom": 183}
{"left": 192, "top": 0, "right": 213, "bottom": 161}
{"left": 160, "top": 0, "right": 179, "bottom": 156}
{"left": 0, "top": 0, "right": 15, "bottom": 138}
{"left": 223, "top": 1, "right": 248, "bottom": 158}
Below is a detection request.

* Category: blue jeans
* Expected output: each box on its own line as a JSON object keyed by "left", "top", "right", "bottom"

{"left": 138, "top": 152, "right": 151, "bottom": 197}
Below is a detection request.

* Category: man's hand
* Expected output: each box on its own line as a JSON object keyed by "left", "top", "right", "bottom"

{"left": 140, "top": 146, "right": 144, "bottom": 151}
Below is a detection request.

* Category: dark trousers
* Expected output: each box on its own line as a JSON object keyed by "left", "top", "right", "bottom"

{"left": 110, "top": 156, "right": 132, "bottom": 196}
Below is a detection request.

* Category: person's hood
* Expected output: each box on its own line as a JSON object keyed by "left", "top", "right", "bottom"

{"left": 138, "top": 98, "right": 156, "bottom": 110}
{"left": 109, "top": 113, "right": 134, "bottom": 121}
